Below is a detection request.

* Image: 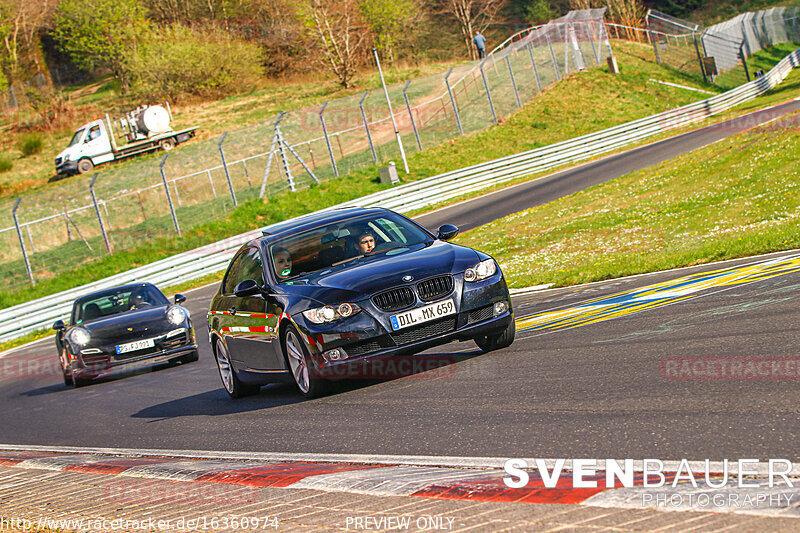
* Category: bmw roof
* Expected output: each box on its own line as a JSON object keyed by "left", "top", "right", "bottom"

{"left": 259, "top": 207, "right": 392, "bottom": 238}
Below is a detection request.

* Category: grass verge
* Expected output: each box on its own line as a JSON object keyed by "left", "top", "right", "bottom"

{"left": 456, "top": 110, "right": 800, "bottom": 288}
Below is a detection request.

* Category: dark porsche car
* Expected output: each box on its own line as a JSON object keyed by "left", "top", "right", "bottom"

{"left": 207, "top": 207, "right": 514, "bottom": 398}
{"left": 53, "top": 283, "right": 198, "bottom": 387}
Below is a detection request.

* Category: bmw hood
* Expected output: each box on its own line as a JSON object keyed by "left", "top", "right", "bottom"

{"left": 283, "top": 241, "right": 481, "bottom": 303}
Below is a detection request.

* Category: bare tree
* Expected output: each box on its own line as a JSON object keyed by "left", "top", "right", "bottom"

{"left": 0, "top": 0, "right": 56, "bottom": 84}
{"left": 440, "top": 0, "right": 507, "bottom": 60}
{"left": 299, "top": 0, "right": 371, "bottom": 88}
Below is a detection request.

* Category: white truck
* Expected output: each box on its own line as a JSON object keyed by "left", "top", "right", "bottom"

{"left": 55, "top": 104, "right": 198, "bottom": 175}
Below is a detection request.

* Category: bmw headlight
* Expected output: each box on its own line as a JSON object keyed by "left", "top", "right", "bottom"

{"left": 68, "top": 327, "right": 91, "bottom": 346}
{"left": 464, "top": 259, "right": 498, "bottom": 282}
{"left": 167, "top": 306, "right": 188, "bottom": 325}
{"left": 302, "top": 303, "right": 361, "bottom": 324}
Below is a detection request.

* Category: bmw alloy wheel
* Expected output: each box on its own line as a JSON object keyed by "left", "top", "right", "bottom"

{"left": 285, "top": 330, "right": 309, "bottom": 394}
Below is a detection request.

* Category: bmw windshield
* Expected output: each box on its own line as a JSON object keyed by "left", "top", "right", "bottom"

{"left": 268, "top": 213, "right": 433, "bottom": 283}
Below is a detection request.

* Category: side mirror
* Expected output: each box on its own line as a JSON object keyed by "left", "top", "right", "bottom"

{"left": 52, "top": 320, "right": 65, "bottom": 331}
{"left": 174, "top": 294, "right": 186, "bottom": 304}
{"left": 234, "top": 279, "right": 262, "bottom": 298}
{"left": 437, "top": 224, "right": 459, "bottom": 241}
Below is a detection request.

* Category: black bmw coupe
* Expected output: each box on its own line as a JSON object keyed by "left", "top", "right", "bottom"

{"left": 53, "top": 282, "right": 198, "bottom": 387}
{"left": 207, "top": 207, "right": 514, "bottom": 398}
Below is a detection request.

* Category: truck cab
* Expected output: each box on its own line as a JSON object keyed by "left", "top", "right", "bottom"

{"left": 55, "top": 119, "right": 115, "bottom": 175}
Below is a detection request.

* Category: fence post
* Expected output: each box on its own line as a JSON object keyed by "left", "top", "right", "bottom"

{"left": 373, "top": 48, "right": 409, "bottom": 174}
{"left": 692, "top": 32, "right": 709, "bottom": 84}
{"left": 545, "top": 33, "right": 561, "bottom": 81}
{"left": 526, "top": 43, "right": 543, "bottom": 91}
{"left": 359, "top": 91, "right": 378, "bottom": 163}
{"left": 479, "top": 59, "right": 498, "bottom": 124}
{"left": 159, "top": 154, "right": 181, "bottom": 236}
{"left": 587, "top": 22, "right": 600, "bottom": 66}
{"left": 444, "top": 67, "right": 464, "bottom": 136}
{"left": 217, "top": 132, "right": 238, "bottom": 207}
{"left": 739, "top": 42, "right": 751, "bottom": 82}
{"left": 260, "top": 112, "right": 284, "bottom": 198}
{"left": 89, "top": 173, "right": 112, "bottom": 254}
{"left": 647, "top": 17, "right": 661, "bottom": 64}
{"left": 12, "top": 198, "right": 34, "bottom": 286}
{"left": 505, "top": 56, "right": 522, "bottom": 109}
{"left": 319, "top": 101, "right": 339, "bottom": 178}
{"left": 403, "top": 80, "right": 423, "bottom": 150}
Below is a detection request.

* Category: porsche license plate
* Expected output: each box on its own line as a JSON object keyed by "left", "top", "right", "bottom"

{"left": 116, "top": 338, "right": 155, "bottom": 354}
{"left": 390, "top": 299, "right": 456, "bottom": 331}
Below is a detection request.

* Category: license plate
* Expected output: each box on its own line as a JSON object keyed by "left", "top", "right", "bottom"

{"left": 116, "top": 338, "right": 155, "bottom": 354}
{"left": 390, "top": 299, "right": 456, "bottom": 331}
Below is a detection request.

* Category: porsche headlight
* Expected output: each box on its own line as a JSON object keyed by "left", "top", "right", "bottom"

{"left": 302, "top": 303, "right": 361, "bottom": 324}
{"left": 167, "top": 306, "right": 188, "bottom": 325}
{"left": 68, "top": 327, "right": 91, "bottom": 346}
{"left": 464, "top": 259, "right": 497, "bottom": 282}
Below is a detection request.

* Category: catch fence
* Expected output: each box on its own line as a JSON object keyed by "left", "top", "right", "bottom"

{"left": 645, "top": 7, "right": 800, "bottom": 86}
{"left": 1, "top": 9, "right": 613, "bottom": 293}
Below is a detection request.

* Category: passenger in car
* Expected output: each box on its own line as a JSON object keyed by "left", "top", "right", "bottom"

{"left": 273, "top": 246, "right": 293, "bottom": 278}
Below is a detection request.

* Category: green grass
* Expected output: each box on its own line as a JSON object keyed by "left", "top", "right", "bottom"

{"left": 456, "top": 111, "right": 800, "bottom": 288}
{"left": 19, "top": 133, "right": 44, "bottom": 157}
{"left": 0, "top": 40, "right": 796, "bottom": 311}
{"left": 0, "top": 155, "right": 12, "bottom": 172}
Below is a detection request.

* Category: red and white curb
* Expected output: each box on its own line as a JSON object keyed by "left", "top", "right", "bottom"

{"left": 1, "top": 448, "right": 799, "bottom": 518}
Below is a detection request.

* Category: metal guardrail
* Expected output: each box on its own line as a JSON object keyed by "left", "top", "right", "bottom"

{"left": 1, "top": 48, "right": 798, "bottom": 344}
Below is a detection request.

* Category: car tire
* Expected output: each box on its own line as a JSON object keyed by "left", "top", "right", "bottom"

{"left": 77, "top": 158, "right": 94, "bottom": 174}
{"left": 58, "top": 351, "right": 71, "bottom": 386}
{"left": 474, "top": 319, "right": 515, "bottom": 353}
{"left": 283, "top": 325, "right": 327, "bottom": 398}
{"left": 214, "top": 338, "right": 258, "bottom": 398}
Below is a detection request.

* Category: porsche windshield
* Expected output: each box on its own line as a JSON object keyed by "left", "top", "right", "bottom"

{"left": 72, "top": 285, "right": 169, "bottom": 323}
{"left": 268, "top": 213, "right": 432, "bottom": 282}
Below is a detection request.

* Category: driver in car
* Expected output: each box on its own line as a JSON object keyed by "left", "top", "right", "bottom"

{"left": 355, "top": 232, "right": 376, "bottom": 255}
{"left": 128, "top": 288, "right": 151, "bottom": 310}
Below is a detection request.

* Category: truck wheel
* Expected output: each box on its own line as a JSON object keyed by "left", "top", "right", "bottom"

{"left": 77, "top": 158, "right": 94, "bottom": 174}
{"left": 160, "top": 138, "right": 176, "bottom": 151}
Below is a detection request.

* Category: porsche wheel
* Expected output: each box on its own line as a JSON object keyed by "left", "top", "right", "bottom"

{"left": 214, "top": 338, "right": 258, "bottom": 398}
{"left": 283, "top": 325, "right": 327, "bottom": 398}
{"left": 474, "top": 319, "right": 515, "bottom": 353}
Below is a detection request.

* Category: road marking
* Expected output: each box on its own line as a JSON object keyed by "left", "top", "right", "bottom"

{"left": 515, "top": 253, "right": 800, "bottom": 334}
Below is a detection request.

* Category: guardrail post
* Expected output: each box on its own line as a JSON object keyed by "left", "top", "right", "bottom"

{"left": 373, "top": 48, "right": 409, "bottom": 174}
{"left": 319, "top": 101, "right": 339, "bottom": 178}
{"left": 526, "top": 43, "right": 543, "bottom": 91}
{"left": 403, "top": 80, "right": 423, "bottom": 151}
{"left": 479, "top": 59, "right": 498, "bottom": 124}
{"left": 89, "top": 173, "right": 112, "bottom": 254}
{"left": 12, "top": 197, "right": 34, "bottom": 286}
{"left": 545, "top": 33, "right": 561, "bottom": 81}
{"left": 260, "top": 112, "right": 284, "bottom": 198}
{"left": 505, "top": 56, "right": 522, "bottom": 109}
{"left": 444, "top": 67, "right": 464, "bottom": 136}
{"left": 217, "top": 132, "right": 238, "bottom": 207}
{"left": 159, "top": 154, "right": 181, "bottom": 236}
{"left": 359, "top": 92, "right": 378, "bottom": 163}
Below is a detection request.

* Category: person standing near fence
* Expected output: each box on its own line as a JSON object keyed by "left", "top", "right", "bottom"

{"left": 473, "top": 32, "right": 487, "bottom": 59}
